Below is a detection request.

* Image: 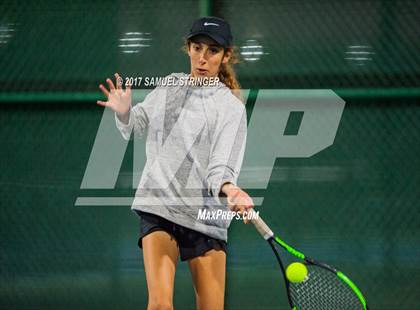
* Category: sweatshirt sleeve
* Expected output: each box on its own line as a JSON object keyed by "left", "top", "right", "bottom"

{"left": 115, "top": 88, "right": 159, "bottom": 140}
{"left": 206, "top": 103, "right": 247, "bottom": 205}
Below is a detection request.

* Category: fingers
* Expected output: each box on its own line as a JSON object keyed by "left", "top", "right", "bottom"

{"left": 96, "top": 100, "right": 108, "bottom": 107}
{"left": 244, "top": 210, "right": 250, "bottom": 224}
{"left": 115, "top": 73, "right": 123, "bottom": 90}
{"left": 125, "top": 79, "right": 131, "bottom": 96}
{"left": 115, "top": 73, "right": 132, "bottom": 96}
{"left": 227, "top": 190, "right": 254, "bottom": 224}
{"left": 241, "top": 205, "right": 254, "bottom": 224}
{"left": 232, "top": 205, "right": 252, "bottom": 224}
{"left": 106, "top": 77, "right": 116, "bottom": 91}
{"left": 233, "top": 192, "right": 254, "bottom": 209}
{"left": 99, "top": 84, "right": 109, "bottom": 97}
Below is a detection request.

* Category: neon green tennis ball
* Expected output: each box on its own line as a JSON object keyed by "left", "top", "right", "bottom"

{"left": 286, "top": 262, "right": 308, "bottom": 283}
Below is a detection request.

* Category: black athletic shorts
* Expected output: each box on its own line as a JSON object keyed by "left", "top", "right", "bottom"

{"left": 135, "top": 210, "right": 227, "bottom": 261}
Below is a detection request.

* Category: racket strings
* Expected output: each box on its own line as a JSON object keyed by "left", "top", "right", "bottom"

{"left": 289, "top": 265, "right": 364, "bottom": 310}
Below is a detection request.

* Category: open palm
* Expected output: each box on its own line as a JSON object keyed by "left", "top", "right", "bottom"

{"left": 97, "top": 73, "right": 132, "bottom": 116}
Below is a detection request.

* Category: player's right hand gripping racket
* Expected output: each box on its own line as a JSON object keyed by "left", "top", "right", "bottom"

{"left": 250, "top": 209, "right": 368, "bottom": 310}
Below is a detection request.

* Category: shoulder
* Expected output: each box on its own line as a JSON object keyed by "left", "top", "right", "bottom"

{"left": 206, "top": 87, "right": 246, "bottom": 130}
{"left": 213, "top": 86, "right": 246, "bottom": 113}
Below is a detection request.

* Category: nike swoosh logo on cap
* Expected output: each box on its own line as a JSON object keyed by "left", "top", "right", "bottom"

{"left": 203, "top": 22, "right": 219, "bottom": 26}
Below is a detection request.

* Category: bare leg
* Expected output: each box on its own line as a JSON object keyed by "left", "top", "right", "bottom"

{"left": 142, "top": 231, "right": 179, "bottom": 310}
{"left": 188, "top": 249, "right": 226, "bottom": 310}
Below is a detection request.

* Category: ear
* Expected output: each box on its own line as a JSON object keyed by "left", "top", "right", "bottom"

{"left": 222, "top": 49, "right": 232, "bottom": 64}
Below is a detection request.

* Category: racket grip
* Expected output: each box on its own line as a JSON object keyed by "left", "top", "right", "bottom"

{"left": 249, "top": 209, "right": 274, "bottom": 240}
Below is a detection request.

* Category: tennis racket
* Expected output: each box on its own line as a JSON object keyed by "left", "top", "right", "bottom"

{"left": 249, "top": 209, "right": 368, "bottom": 310}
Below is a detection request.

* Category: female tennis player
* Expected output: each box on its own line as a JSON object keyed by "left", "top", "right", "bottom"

{"left": 97, "top": 16, "right": 253, "bottom": 310}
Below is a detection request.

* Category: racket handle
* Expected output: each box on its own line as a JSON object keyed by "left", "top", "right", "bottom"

{"left": 249, "top": 209, "right": 274, "bottom": 240}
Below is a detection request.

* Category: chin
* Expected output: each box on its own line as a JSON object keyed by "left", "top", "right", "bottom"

{"left": 196, "top": 72, "right": 208, "bottom": 77}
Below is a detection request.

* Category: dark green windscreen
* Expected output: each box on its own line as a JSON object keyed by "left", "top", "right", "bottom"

{"left": 0, "top": 0, "right": 419, "bottom": 94}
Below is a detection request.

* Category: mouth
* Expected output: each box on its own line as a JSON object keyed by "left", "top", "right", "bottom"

{"left": 196, "top": 68, "right": 208, "bottom": 75}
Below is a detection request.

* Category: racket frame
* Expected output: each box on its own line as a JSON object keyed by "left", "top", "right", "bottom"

{"left": 250, "top": 210, "right": 368, "bottom": 310}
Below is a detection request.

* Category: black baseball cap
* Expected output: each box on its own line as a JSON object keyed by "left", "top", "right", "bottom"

{"left": 186, "top": 16, "right": 233, "bottom": 48}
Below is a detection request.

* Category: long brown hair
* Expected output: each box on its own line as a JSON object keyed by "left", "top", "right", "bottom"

{"left": 183, "top": 39, "right": 243, "bottom": 102}
{"left": 218, "top": 47, "right": 242, "bottom": 100}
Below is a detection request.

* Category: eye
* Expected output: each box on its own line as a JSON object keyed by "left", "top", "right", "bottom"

{"left": 209, "top": 47, "right": 219, "bottom": 54}
{"left": 193, "top": 44, "right": 201, "bottom": 52}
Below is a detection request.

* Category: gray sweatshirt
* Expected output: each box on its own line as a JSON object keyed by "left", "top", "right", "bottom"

{"left": 115, "top": 73, "right": 247, "bottom": 241}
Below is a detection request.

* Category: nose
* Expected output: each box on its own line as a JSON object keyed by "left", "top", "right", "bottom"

{"left": 198, "top": 51, "right": 207, "bottom": 64}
